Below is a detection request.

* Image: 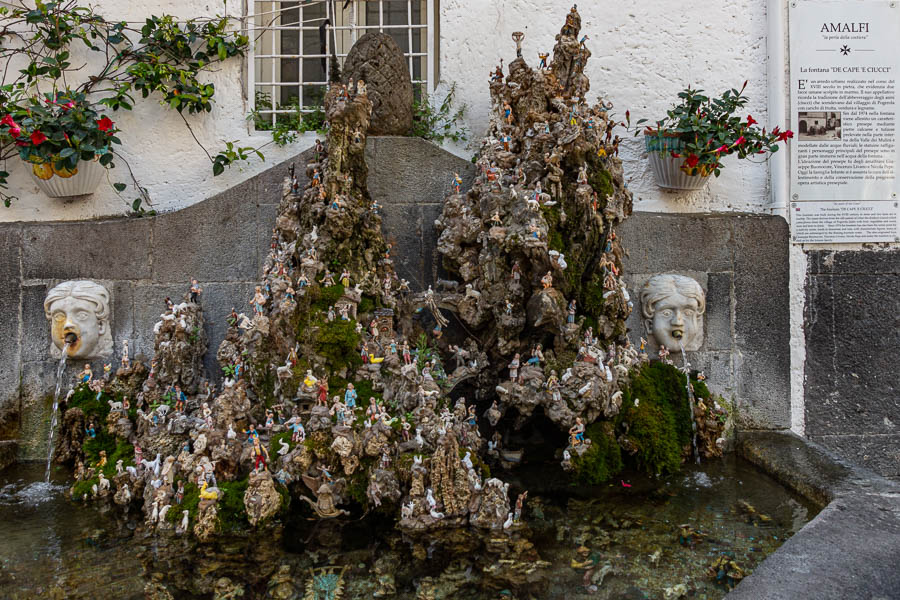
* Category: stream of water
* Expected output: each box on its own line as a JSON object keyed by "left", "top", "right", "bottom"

{"left": 44, "top": 343, "right": 70, "bottom": 483}
{"left": 678, "top": 341, "right": 700, "bottom": 465}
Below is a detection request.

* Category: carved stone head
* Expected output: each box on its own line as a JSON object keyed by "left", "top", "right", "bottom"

{"left": 640, "top": 274, "right": 706, "bottom": 351}
{"left": 44, "top": 280, "right": 112, "bottom": 359}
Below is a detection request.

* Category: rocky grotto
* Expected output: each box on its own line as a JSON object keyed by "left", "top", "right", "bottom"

{"left": 10, "top": 5, "right": 896, "bottom": 600}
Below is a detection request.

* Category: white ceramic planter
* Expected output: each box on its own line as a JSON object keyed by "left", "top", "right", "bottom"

{"left": 647, "top": 153, "right": 710, "bottom": 191}
{"left": 28, "top": 159, "right": 106, "bottom": 198}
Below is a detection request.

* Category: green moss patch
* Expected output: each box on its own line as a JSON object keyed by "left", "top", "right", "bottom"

{"left": 572, "top": 422, "right": 623, "bottom": 484}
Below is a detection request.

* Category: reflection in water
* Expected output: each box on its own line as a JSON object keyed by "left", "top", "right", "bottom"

{"left": 0, "top": 456, "right": 817, "bottom": 599}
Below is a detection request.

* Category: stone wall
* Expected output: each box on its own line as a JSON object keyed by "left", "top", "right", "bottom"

{"left": 0, "top": 137, "right": 795, "bottom": 464}
{"left": 804, "top": 250, "right": 900, "bottom": 478}
{"left": 620, "top": 214, "right": 792, "bottom": 431}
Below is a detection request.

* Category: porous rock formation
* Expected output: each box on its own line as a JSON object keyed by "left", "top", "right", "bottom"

{"left": 342, "top": 32, "right": 414, "bottom": 135}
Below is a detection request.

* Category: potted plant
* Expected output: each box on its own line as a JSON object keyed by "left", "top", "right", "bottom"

{"left": 638, "top": 83, "right": 793, "bottom": 190}
{"left": 0, "top": 1, "right": 251, "bottom": 209}
{"left": 2, "top": 91, "right": 120, "bottom": 197}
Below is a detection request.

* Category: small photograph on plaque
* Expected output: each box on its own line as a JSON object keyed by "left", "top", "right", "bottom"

{"left": 797, "top": 111, "right": 842, "bottom": 141}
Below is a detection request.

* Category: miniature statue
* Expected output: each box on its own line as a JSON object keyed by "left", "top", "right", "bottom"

{"left": 79, "top": 363, "right": 93, "bottom": 384}
{"left": 567, "top": 299, "right": 577, "bottom": 324}
{"left": 541, "top": 271, "right": 553, "bottom": 289}
{"left": 174, "top": 384, "right": 186, "bottom": 412}
{"left": 538, "top": 52, "right": 549, "bottom": 69}
{"left": 344, "top": 383, "right": 357, "bottom": 409}
{"left": 577, "top": 164, "right": 589, "bottom": 185}
{"left": 44, "top": 280, "right": 113, "bottom": 359}
{"left": 251, "top": 438, "right": 269, "bottom": 472}
{"left": 190, "top": 278, "right": 202, "bottom": 303}
{"left": 512, "top": 31, "right": 525, "bottom": 57}
{"left": 503, "top": 102, "right": 513, "bottom": 124}
{"left": 120, "top": 339, "right": 130, "bottom": 369}
{"left": 317, "top": 380, "right": 329, "bottom": 406}
{"left": 569, "top": 417, "right": 585, "bottom": 446}
{"left": 508, "top": 353, "right": 520, "bottom": 382}
{"left": 527, "top": 344, "right": 544, "bottom": 366}
{"left": 251, "top": 286, "right": 267, "bottom": 315}
{"left": 243, "top": 424, "right": 259, "bottom": 444}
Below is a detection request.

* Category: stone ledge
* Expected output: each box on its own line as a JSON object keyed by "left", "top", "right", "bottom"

{"left": 729, "top": 431, "right": 900, "bottom": 599}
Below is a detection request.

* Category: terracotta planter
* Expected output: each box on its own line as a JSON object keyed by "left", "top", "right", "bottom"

{"left": 28, "top": 158, "right": 106, "bottom": 198}
{"left": 644, "top": 133, "right": 710, "bottom": 191}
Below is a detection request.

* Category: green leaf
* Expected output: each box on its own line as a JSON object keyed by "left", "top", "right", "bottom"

{"left": 59, "top": 147, "right": 77, "bottom": 158}
{"left": 113, "top": 182, "right": 127, "bottom": 192}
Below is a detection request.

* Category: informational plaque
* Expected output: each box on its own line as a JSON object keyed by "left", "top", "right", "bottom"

{"left": 789, "top": 0, "right": 900, "bottom": 243}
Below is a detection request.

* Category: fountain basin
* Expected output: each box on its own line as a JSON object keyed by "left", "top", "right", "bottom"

{"left": 729, "top": 431, "right": 900, "bottom": 599}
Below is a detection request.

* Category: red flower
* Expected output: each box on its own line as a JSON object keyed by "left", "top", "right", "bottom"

{"left": 0, "top": 114, "right": 13, "bottom": 126}
{"left": 776, "top": 130, "right": 794, "bottom": 142}
{"left": 14, "top": 140, "right": 29, "bottom": 146}
{"left": 96, "top": 116, "right": 114, "bottom": 132}
{"left": 685, "top": 153, "right": 699, "bottom": 168}
{"left": 712, "top": 144, "right": 728, "bottom": 154}
{"left": 63, "top": 101, "right": 75, "bottom": 110}
{"left": 771, "top": 126, "right": 780, "bottom": 136}
{"left": 746, "top": 115, "right": 757, "bottom": 126}
{"left": 30, "top": 130, "right": 47, "bottom": 145}
{"left": 732, "top": 135, "right": 746, "bottom": 147}
{"left": 670, "top": 151, "right": 681, "bottom": 158}
{"left": 1, "top": 114, "right": 21, "bottom": 138}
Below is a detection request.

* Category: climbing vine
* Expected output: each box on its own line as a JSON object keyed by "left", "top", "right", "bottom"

{"left": 0, "top": 0, "right": 252, "bottom": 209}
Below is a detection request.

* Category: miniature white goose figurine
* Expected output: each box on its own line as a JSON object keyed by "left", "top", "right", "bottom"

{"left": 227, "top": 423, "right": 237, "bottom": 440}
{"left": 503, "top": 512, "right": 514, "bottom": 529}
{"left": 277, "top": 439, "right": 291, "bottom": 456}
{"left": 461, "top": 451, "right": 474, "bottom": 471}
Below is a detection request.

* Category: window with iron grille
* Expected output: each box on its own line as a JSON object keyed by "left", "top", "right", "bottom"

{"left": 249, "top": 0, "right": 436, "bottom": 130}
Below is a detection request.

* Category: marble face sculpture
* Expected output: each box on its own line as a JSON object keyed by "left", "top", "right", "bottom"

{"left": 640, "top": 274, "right": 705, "bottom": 352}
{"left": 44, "top": 280, "right": 112, "bottom": 359}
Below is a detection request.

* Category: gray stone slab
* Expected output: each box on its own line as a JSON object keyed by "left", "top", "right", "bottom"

{"left": 199, "top": 282, "right": 257, "bottom": 379}
{"left": 20, "top": 284, "right": 50, "bottom": 363}
{"left": 131, "top": 283, "right": 186, "bottom": 359}
{"left": 734, "top": 350, "right": 791, "bottom": 429}
{"left": 22, "top": 218, "right": 151, "bottom": 281}
{"left": 705, "top": 272, "right": 733, "bottom": 351}
{"left": 380, "top": 202, "right": 425, "bottom": 290}
{"left": 0, "top": 225, "right": 22, "bottom": 439}
{"left": 0, "top": 440, "right": 16, "bottom": 471}
{"left": 421, "top": 203, "right": 443, "bottom": 289}
{"left": 811, "top": 434, "right": 900, "bottom": 479}
{"left": 258, "top": 203, "right": 279, "bottom": 270}
{"left": 16, "top": 361, "right": 56, "bottom": 461}
{"left": 689, "top": 351, "right": 736, "bottom": 400}
{"left": 805, "top": 273, "right": 900, "bottom": 436}
{"left": 111, "top": 280, "right": 136, "bottom": 350}
{"left": 150, "top": 187, "right": 259, "bottom": 283}
{"left": 808, "top": 248, "right": 900, "bottom": 275}
{"left": 367, "top": 136, "right": 475, "bottom": 206}
{"left": 618, "top": 213, "right": 734, "bottom": 274}
{"left": 733, "top": 216, "right": 790, "bottom": 353}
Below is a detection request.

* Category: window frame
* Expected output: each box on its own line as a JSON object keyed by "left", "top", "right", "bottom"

{"left": 247, "top": 0, "right": 436, "bottom": 128}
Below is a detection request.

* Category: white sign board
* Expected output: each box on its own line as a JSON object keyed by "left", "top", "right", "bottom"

{"left": 789, "top": 0, "right": 900, "bottom": 243}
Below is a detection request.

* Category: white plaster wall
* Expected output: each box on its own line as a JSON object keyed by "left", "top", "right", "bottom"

{"left": 0, "top": 0, "right": 311, "bottom": 222}
{"left": 436, "top": 0, "right": 775, "bottom": 214}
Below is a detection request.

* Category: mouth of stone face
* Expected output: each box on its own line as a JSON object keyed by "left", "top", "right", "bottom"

{"left": 64, "top": 332, "right": 79, "bottom": 345}
{"left": 671, "top": 329, "right": 684, "bottom": 340}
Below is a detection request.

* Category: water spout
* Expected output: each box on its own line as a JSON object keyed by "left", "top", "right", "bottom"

{"left": 678, "top": 341, "right": 700, "bottom": 465}
{"left": 44, "top": 342, "right": 69, "bottom": 482}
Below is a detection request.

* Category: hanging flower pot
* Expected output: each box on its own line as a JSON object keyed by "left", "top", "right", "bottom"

{"left": 27, "top": 157, "right": 106, "bottom": 197}
{"left": 645, "top": 133, "right": 710, "bottom": 191}
{"left": 635, "top": 83, "right": 794, "bottom": 193}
